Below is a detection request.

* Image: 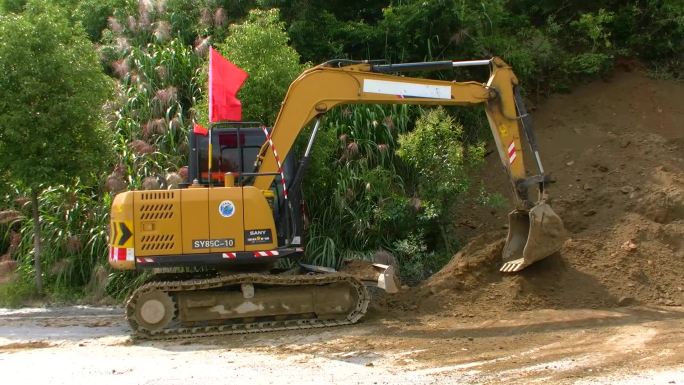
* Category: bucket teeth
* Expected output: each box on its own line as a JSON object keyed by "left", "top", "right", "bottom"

{"left": 500, "top": 258, "right": 526, "bottom": 273}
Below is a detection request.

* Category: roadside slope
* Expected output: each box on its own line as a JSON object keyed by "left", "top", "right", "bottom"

{"left": 397, "top": 68, "right": 684, "bottom": 317}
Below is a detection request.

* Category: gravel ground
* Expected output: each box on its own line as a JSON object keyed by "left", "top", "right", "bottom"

{"left": 0, "top": 305, "right": 682, "bottom": 384}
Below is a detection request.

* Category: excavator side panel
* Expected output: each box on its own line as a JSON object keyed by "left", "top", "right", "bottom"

{"left": 108, "top": 191, "right": 135, "bottom": 270}
{"left": 133, "top": 190, "right": 182, "bottom": 257}
{"left": 242, "top": 186, "right": 277, "bottom": 251}
{"left": 208, "top": 187, "right": 244, "bottom": 253}
{"left": 180, "top": 188, "right": 209, "bottom": 254}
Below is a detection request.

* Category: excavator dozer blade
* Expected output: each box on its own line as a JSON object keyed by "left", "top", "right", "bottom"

{"left": 339, "top": 260, "right": 400, "bottom": 294}
{"left": 500, "top": 202, "right": 567, "bottom": 273}
{"left": 374, "top": 263, "right": 399, "bottom": 294}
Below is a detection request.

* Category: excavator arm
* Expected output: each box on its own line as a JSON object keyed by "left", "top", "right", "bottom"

{"left": 252, "top": 57, "right": 566, "bottom": 272}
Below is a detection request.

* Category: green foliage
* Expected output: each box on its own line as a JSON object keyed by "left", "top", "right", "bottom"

{"left": 287, "top": 9, "right": 378, "bottom": 62}
{"left": 398, "top": 107, "right": 484, "bottom": 215}
{"left": 0, "top": 278, "right": 37, "bottom": 307}
{"left": 261, "top": 0, "right": 386, "bottom": 62}
{"left": 294, "top": 102, "right": 490, "bottom": 280}
{"left": 609, "top": 1, "right": 684, "bottom": 78}
{"left": 108, "top": 39, "right": 200, "bottom": 186}
{"left": 610, "top": 1, "right": 684, "bottom": 63}
{"left": 3, "top": 183, "right": 112, "bottom": 300}
{"left": 216, "top": 8, "right": 304, "bottom": 125}
{"left": 105, "top": 269, "right": 150, "bottom": 300}
{"left": 476, "top": 188, "right": 507, "bottom": 210}
{"left": 397, "top": 107, "right": 484, "bottom": 253}
{"left": 98, "top": 2, "right": 204, "bottom": 188}
{"left": 302, "top": 105, "right": 419, "bottom": 267}
{"left": 298, "top": 104, "right": 458, "bottom": 282}
{"left": 0, "top": 0, "right": 26, "bottom": 13}
{"left": 72, "top": 0, "right": 128, "bottom": 41}
{"left": 2, "top": 0, "right": 682, "bottom": 302}
{"left": 392, "top": 232, "right": 451, "bottom": 285}
{"left": 163, "top": 0, "right": 202, "bottom": 44}
{"left": 0, "top": 1, "right": 114, "bottom": 191}
{"left": 260, "top": 0, "right": 388, "bottom": 23}
{"left": 381, "top": 0, "right": 475, "bottom": 61}
{"left": 290, "top": 0, "right": 682, "bottom": 90}
{"left": 162, "top": 0, "right": 256, "bottom": 46}
{"left": 0, "top": 0, "right": 114, "bottom": 294}
{"left": 563, "top": 52, "right": 614, "bottom": 77}
{"left": 572, "top": 9, "right": 615, "bottom": 51}
{"left": 20, "top": 186, "right": 111, "bottom": 283}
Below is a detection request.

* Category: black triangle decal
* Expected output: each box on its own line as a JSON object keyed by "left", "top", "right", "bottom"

{"left": 112, "top": 222, "right": 118, "bottom": 245}
{"left": 118, "top": 222, "right": 132, "bottom": 246}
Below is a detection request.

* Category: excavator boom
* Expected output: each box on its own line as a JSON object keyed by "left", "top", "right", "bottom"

{"left": 252, "top": 57, "right": 567, "bottom": 272}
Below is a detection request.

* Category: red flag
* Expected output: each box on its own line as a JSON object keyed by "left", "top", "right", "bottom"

{"left": 209, "top": 47, "right": 248, "bottom": 122}
{"left": 193, "top": 122, "right": 208, "bottom": 136}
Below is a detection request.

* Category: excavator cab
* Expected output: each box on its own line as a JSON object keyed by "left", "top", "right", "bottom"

{"left": 187, "top": 122, "right": 303, "bottom": 249}
{"left": 187, "top": 122, "right": 271, "bottom": 185}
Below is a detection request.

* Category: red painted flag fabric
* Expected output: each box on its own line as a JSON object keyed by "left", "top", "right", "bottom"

{"left": 209, "top": 47, "right": 248, "bottom": 122}
{"left": 193, "top": 122, "right": 208, "bottom": 136}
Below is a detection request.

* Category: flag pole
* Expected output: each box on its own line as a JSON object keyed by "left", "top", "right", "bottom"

{"left": 208, "top": 47, "right": 213, "bottom": 186}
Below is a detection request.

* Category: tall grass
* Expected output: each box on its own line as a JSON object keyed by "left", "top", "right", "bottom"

{"left": 1, "top": 1, "right": 500, "bottom": 301}
{"left": 2, "top": 1, "right": 209, "bottom": 303}
{"left": 4, "top": 183, "right": 111, "bottom": 302}
{"left": 302, "top": 104, "right": 425, "bottom": 269}
{"left": 104, "top": 38, "right": 201, "bottom": 189}
{"left": 98, "top": 1, "right": 205, "bottom": 192}
{"left": 94, "top": 3, "right": 205, "bottom": 297}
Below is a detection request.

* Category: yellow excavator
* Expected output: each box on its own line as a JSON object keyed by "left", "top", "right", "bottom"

{"left": 109, "top": 57, "right": 566, "bottom": 339}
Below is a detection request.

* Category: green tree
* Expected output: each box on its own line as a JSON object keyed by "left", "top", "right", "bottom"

{"left": 397, "top": 107, "right": 484, "bottom": 253}
{"left": 0, "top": 0, "right": 26, "bottom": 13}
{"left": 0, "top": 1, "right": 113, "bottom": 293}
{"left": 72, "top": 0, "right": 128, "bottom": 42}
{"left": 217, "top": 8, "right": 304, "bottom": 125}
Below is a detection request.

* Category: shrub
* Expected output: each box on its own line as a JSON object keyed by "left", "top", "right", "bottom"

{"left": 397, "top": 107, "right": 485, "bottom": 253}
{"left": 392, "top": 232, "right": 452, "bottom": 285}
{"left": 0, "top": 278, "right": 37, "bottom": 307}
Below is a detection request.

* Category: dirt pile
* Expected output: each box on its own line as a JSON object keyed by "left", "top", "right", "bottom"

{"left": 393, "top": 68, "right": 684, "bottom": 316}
{"left": 389, "top": 232, "right": 622, "bottom": 316}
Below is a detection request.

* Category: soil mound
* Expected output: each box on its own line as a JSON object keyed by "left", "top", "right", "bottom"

{"left": 394, "top": 68, "right": 684, "bottom": 316}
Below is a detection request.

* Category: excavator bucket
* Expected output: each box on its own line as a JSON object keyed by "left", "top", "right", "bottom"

{"left": 500, "top": 202, "right": 567, "bottom": 272}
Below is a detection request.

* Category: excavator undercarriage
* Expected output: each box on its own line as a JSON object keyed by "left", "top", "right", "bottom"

{"left": 127, "top": 271, "right": 370, "bottom": 340}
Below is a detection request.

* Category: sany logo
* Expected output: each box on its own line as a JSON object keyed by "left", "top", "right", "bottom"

{"left": 219, "top": 200, "right": 235, "bottom": 218}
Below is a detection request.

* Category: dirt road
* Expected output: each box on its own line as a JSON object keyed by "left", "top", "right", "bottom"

{"left": 1, "top": 305, "right": 682, "bottom": 384}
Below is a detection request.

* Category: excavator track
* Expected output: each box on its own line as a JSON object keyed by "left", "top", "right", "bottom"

{"left": 126, "top": 273, "right": 370, "bottom": 340}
